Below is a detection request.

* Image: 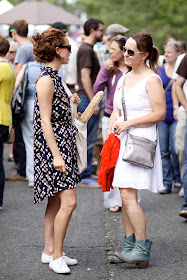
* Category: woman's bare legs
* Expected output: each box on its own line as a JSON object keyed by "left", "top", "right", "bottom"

{"left": 43, "top": 188, "right": 77, "bottom": 258}
{"left": 53, "top": 188, "right": 77, "bottom": 260}
{"left": 120, "top": 188, "right": 146, "bottom": 241}
{"left": 44, "top": 195, "right": 60, "bottom": 255}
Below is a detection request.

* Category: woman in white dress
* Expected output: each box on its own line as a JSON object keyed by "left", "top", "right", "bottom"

{"left": 107, "top": 32, "right": 166, "bottom": 268}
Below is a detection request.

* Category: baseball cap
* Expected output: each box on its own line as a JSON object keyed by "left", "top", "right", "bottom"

{"left": 52, "top": 22, "right": 67, "bottom": 33}
{"left": 106, "top": 24, "right": 129, "bottom": 38}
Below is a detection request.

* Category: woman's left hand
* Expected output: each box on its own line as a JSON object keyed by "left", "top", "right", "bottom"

{"left": 70, "top": 93, "right": 81, "bottom": 105}
{"left": 114, "top": 121, "right": 131, "bottom": 135}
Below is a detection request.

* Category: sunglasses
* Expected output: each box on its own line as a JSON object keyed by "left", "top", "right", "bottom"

{"left": 58, "top": 45, "right": 71, "bottom": 52}
{"left": 8, "top": 51, "right": 16, "bottom": 54}
{"left": 9, "top": 29, "right": 17, "bottom": 33}
{"left": 123, "top": 46, "right": 143, "bottom": 56}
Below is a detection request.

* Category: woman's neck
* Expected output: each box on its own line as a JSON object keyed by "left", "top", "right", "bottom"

{"left": 131, "top": 63, "right": 150, "bottom": 75}
{"left": 46, "top": 60, "right": 61, "bottom": 72}
{"left": 164, "top": 62, "right": 175, "bottom": 78}
{"left": 0, "top": 56, "right": 7, "bottom": 62}
{"left": 118, "top": 59, "right": 128, "bottom": 73}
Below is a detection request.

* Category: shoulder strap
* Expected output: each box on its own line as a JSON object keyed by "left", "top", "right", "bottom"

{"left": 121, "top": 76, "right": 127, "bottom": 121}
{"left": 61, "top": 79, "right": 77, "bottom": 119}
{"left": 164, "top": 78, "right": 173, "bottom": 92}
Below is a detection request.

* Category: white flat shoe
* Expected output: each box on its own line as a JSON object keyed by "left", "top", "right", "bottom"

{"left": 41, "top": 251, "right": 77, "bottom": 265}
{"left": 49, "top": 257, "right": 70, "bottom": 274}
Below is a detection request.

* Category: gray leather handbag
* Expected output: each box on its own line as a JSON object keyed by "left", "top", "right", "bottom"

{"left": 121, "top": 76, "right": 157, "bottom": 169}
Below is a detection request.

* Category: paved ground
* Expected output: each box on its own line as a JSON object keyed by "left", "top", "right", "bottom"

{"left": 0, "top": 144, "right": 187, "bottom": 280}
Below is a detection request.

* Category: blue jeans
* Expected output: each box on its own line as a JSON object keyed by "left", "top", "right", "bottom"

{"left": 181, "top": 119, "right": 187, "bottom": 210}
{"left": 157, "top": 120, "right": 181, "bottom": 190}
{"left": 77, "top": 95, "right": 100, "bottom": 178}
{"left": 0, "top": 125, "right": 9, "bottom": 207}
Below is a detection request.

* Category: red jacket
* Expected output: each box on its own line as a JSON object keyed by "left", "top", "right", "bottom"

{"left": 98, "top": 134, "right": 120, "bottom": 192}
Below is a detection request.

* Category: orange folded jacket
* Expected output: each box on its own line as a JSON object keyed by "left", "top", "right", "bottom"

{"left": 98, "top": 134, "right": 120, "bottom": 192}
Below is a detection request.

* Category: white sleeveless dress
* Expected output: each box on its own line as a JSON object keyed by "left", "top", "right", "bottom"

{"left": 112, "top": 73, "right": 164, "bottom": 192}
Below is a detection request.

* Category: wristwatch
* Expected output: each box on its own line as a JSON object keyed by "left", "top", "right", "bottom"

{"left": 173, "top": 106, "right": 179, "bottom": 110}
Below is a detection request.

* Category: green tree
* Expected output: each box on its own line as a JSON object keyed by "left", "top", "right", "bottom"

{"left": 9, "top": 0, "right": 187, "bottom": 53}
{"left": 73, "top": 0, "right": 187, "bottom": 53}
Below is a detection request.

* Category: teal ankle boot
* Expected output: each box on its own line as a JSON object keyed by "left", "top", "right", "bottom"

{"left": 114, "top": 238, "right": 152, "bottom": 268}
{"left": 107, "top": 233, "right": 135, "bottom": 263}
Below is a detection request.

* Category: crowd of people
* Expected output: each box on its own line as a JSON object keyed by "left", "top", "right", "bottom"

{"left": 0, "top": 17, "right": 187, "bottom": 274}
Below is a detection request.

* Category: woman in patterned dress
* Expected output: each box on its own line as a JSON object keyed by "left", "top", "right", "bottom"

{"left": 32, "top": 28, "right": 81, "bottom": 274}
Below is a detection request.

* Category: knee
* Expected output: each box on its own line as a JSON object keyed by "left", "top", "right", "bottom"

{"left": 64, "top": 198, "right": 77, "bottom": 214}
{"left": 120, "top": 190, "right": 137, "bottom": 212}
{"left": 120, "top": 193, "right": 131, "bottom": 211}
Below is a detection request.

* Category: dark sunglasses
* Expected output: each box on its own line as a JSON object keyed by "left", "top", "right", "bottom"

{"left": 123, "top": 46, "right": 143, "bottom": 56}
{"left": 58, "top": 45, "right": 71, "bottom": 52}
{"left": 8, "top": 51, "right": 16, "bottom": 54}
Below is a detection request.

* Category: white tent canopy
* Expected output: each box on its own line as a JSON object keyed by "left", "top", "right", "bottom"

{"left": 0, "top": 0, "right": 13, "bottom": 15}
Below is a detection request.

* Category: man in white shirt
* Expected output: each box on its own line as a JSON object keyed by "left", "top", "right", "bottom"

{"left": 172, "top": 53, "right": 187, "bottom": 196}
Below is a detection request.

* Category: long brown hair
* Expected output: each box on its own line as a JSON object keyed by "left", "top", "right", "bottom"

{"left": 109, "top": 35, "right": 127, "bottom": 76}
{"left": 131, "top": 32, "right": 159, "bottom": 69}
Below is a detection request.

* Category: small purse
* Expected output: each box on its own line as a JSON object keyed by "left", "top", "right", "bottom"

{"left": 3, "top": 126, "right": 15, "bottom": 144}
{"left": 121, "top": 76, "right": 157, "bottom": 169}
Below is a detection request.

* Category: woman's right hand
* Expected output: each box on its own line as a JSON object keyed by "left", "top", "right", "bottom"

{"left": 53, "top": 155, "right": 66, "bottom": 175}
{"left": 106, "top": 128, "right": 114, "bottom": 139}
{"left": 105, "top": 59, "right": 114, "bottom": 70}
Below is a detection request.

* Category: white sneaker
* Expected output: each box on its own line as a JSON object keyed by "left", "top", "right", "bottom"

{"left": 41, "top": 252, "right": 77, "bottom": 265}
{"left": 28, "top": 181, "right": 34, "bottom": 187}
{"left": 62, "top": 252, "right": 78, "bottom": 265}
{"left": 41, "top": 252, "right": 52, "bottom": 264}
{"left": 49, "top": 257, "right": 70, "bottom": 274}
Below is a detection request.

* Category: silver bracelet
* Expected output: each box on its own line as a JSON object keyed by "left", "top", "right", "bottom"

{"left": 173, "top": 106, "right": 179, "bottom": 110}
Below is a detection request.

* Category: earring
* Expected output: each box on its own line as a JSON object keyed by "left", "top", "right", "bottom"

{"left": 142, "top": 60, "right": 144, "bottom": 63}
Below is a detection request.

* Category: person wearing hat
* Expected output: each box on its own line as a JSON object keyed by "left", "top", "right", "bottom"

{"left": 95, "top": 23, "right": 129, "bottom": 67}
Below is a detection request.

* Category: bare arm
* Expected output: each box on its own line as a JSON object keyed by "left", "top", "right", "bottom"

{"left": 114, "top": 76, "right": 166, "bottom": 134}
{"left": 14, "top": 68, "right": 24, "bottom": 91}
{"left": 106, "top": 111, "right": 117, "bottom": 138}
{"left": 176, "top": 76, "right": 187, "bottom": 114}
{"left": 172, "top": 80, "right": 179, "bottom": 120}
{"left": 15, "top": 63, "right": 22, "bottom": 76}
{"left": 36, "top": 76, "right": 66, "bottom": 174}
{"left": 81, "top": 67, "right": 99, "bottom": 115}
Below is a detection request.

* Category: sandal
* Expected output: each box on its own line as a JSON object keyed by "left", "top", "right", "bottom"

{"left": 109, "top": 206, "right": 121, "bottom": 212}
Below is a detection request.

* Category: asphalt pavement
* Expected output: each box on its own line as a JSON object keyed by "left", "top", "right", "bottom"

{"left": 0, "top": 144, "right": 187, "bottom": 280}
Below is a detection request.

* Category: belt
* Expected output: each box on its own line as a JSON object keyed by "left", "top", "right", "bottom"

{"left": 104, "top": 111, "right": 111, "bottom": 118}
{"left": 66, "top": 84, "right": 75, "bottom": 89}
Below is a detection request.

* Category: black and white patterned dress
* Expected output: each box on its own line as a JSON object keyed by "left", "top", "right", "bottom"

{"left": 33, "top": 67, "right": 80, "bottom": 204}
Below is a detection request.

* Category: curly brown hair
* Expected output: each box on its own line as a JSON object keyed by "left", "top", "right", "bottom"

{"left": 0, "top": 35, "right": 10, "bottom": 56}
{"left": 32, "top": 28, "right": 66, "bottom": 62}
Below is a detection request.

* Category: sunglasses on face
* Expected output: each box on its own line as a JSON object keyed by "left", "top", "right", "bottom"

{"left": 123, "top": 46, "right": 143, "bottom": 56}
{"left": 8, "top": 51, "right": 16, "bottom": 54}
{"left": 58, "top": 45, "right": 71, "bottom": 52}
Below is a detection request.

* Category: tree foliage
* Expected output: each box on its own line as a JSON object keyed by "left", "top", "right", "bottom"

{"left": 72, "top": 0, "right": 187, "bottom": 53}
{"left": 9, "top": 0, "right": 187, "bottom": 53}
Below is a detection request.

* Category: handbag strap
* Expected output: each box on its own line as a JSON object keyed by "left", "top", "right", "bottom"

{"left": 121, "top": 76, "right": 127, "bottom": 121}
{"left": 164, "top": 78, "right": 173, "bottom": 92}
{"left": 121, "top": 75, "right": 158, "bottom": 142}
{"left": 61, "top": 79, "right": 77, "bottom": 119}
